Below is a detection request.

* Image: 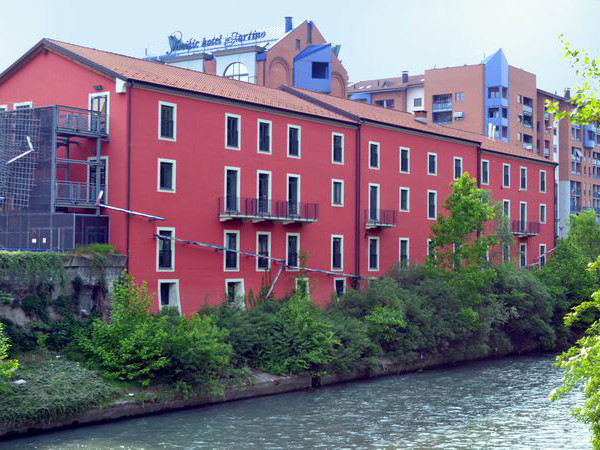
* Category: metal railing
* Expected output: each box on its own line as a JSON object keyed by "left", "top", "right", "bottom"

{"left": 365, "top": 209, "right": 397, "bottom": 228}
{"left": 571, "top": 204, "right": 581, "bottom": 213}
{"left": 432, "top": 101, "right": 453, "bottom": 112}
{"left": 56, "top": 106, "right": 107, "bottom": 136}
{"left": 55, "top": 181, "right": 104, "bottom": 206}
{"left": 218, "top": 197, "right": 318, "bottom": 222}
{"left": 511, "top": 220, "right": 540, "bottom": 235}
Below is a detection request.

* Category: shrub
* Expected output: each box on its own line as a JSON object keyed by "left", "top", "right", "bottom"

{"left": 78, "top": 274, "right": 170, "bottom": 385}
{"left": 0, "top": 322, "right": 19, "bottom": 388}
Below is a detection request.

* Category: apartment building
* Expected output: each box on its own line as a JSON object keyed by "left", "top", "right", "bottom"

{"left": 349, "top": 48, "right": 600, "bottom": 237}
{"left": 0, "top": 39, "right": 555, "bottom": 313}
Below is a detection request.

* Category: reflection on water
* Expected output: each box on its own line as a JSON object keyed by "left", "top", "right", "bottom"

{"left": 0, "top": 355, "right": 591, "bottom": 449}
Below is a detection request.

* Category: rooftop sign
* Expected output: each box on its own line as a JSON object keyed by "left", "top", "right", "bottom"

{"left": 166, "top": 28, "right": 283, "bottom": 55}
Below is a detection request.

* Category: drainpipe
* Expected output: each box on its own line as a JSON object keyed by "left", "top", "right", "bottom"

{"left": 126, "top": 82, "right": 133, "bottom": 271}
{"left": 476, "top": 145, "right": 482, "bottom": 187}
{"left": 354, "top": 122, "right": 362, "bottom": 288}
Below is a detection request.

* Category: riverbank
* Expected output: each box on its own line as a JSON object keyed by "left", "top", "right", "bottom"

{"left": 0, "top": 345, "right": 539, "bottom": 440}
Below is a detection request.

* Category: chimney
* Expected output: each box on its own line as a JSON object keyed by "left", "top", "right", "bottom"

{"left": 414, "top": 110, "right": 427, "bottom": 123}
{"left": 307, "top": 21, "right": 313, "bottom": 44}
{"left": 564, "top": 88, "right": 571, "bottom": 100}
{"left": 285, "top": 17, "right": 293, "bottom": 32}
{"left": 402, "top": 71, "right": 409, "bottom": 83}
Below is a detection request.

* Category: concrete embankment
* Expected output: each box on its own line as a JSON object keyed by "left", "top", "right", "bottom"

{"left": 0, "top": 347, "right": 539, "bottom": 440}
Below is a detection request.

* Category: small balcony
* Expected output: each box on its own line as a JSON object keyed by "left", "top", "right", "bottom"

{"left": 571, "top": 204, "right": 581, "bottom": 214}
{"left": 218, "top": 197, "right": 318, "bottom": 224}
{"left": 56, "top": 106, "right": 107, "bottom": 138}
{"left": 365, "top": 209, "right": 397, "bottom": 229}
{"left": 522, "top": 104, "right": 533, "bottom": 115}
{"left": 55, "top": 181, "right": 104, "bottom": 208}
{"left": 511, "top": 220, "right": 540, "bottom": 236}
{"left": 432, "top": 101, "right": 453, "bottom": 112}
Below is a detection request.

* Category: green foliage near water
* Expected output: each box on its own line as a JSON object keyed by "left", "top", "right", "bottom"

{"left": 0, "top": 323, "right": 18, "bottom": 389}
{"left": 0, "top": 354, "right": 117, "bottom": 428}
{"left": 79, "top": 274, "right": 233, "bottom": 390}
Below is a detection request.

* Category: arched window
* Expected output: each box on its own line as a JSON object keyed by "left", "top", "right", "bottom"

{"left": 223, "top": 62, "right": 250, "bottom": 82}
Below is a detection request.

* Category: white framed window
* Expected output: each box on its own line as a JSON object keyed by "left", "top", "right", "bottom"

{"left": 427, "top": 152, "right": 437, "bottom": 175}
{"left": 223, "top": 230, "right": 240, "bottom": 272}
{"left": 481, "top": 159, "right": 490, "bottom": 185}
{"left": 295, "top": 277, "right": 310, "bottom": 294}
{"left": 256, "top": 170, "right": 272, "bottom": 215}
{"left": 158, "top": 279, "right": 181, "bottom": 312}
{"left": 539, "top": 244, "right": 547, "bottom": 267}
{"left": 286, "top": 232, "right": 300, "bottom": 270}
{"left": 427, "top": 190, "right": 437, "bottom": 220}
{"left": 453, "top": 157, "right": 463, "bottom": 180}
{"left": 520, "top": 201, "right": 527, "bottom": 224}
{"left": 257, "top": 119, "right": 272, "bottom": 154}
{"left": 89, "top": 92, "right": 109, "bottom": 133}
{"left": 519, "top": 243, "right": 527, "bottom": 268}
{"left": 503, "top": 163, "right": 511, "bottom": 188}
{"left": 503, "top": 199, "right": 511, "bottom": 219}
{"left": 256, "top": 232, "right": 271, "bottom": 271}
{"left": 87, "top": 155, "right": 108, "bottom": 204}
{"left": 426, "top": 238, "right": 434, "bottom": 256}
{"left": 158, "top": 101, "right": 177, "bottom": 141}
{"left": 157, "top": 158, "right": 176, "bottom": 193}
{"left": 520, "top": 166, "right": 527, "bottom": 190}
{"left": 224, "top": 166, "right": 241, "bottom": 212}
{"left": 540, "top": 203, "right": 547, "bottom": 224}
{"left": 400, "top": 147, "right": 410, "bottom": 174}
{"left": 287, "top": 124, "right": 301, "bottom": 158}
{"left": 332, "top": 133, "right": 344, "bottom": 164}
{"left": 156, "top": 227, "right": 175, "bottom": 272}
{"left": 399, "top": 187, "right": 410, "bottom": 212}
{"left": 331, "top": 235, "right": 344, "bottom": 271}
{"left": 333, "top": 278, "right": 346, "bottom": 297}
{"left": 540, "top": 170, "right": 547, "bottom": 193}
{"left": 225, "top": 279, "right": 245, "bottom": 309}
{"left": 368, "top": 236, "right": 379, "bottom": 272}
{"left": 369, "top": 141, "right": 380, "bottom": 169}
{"left": 0, "top": 105, "right": 8, "bottom": 111}
{"left": 331, "top": 179, "right": 344, "bottom": 207}
{"left": 399, "top": 237, "right": 410, "bottom": 267}
{"left": 225, "top": 113, "right": 241, "bottom": 150}
{"left": 368, "top": 183, "right": 380, "bottom": 222}
{"left": 287, "top": 173, "right": 301, "bottom": 215}
{"left": 13, "top": 101, "right": 32, "bottom": 109}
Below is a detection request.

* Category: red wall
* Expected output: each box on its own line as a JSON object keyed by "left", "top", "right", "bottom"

{"left": 0, "top": 49, "right": 557, "bottom": 314}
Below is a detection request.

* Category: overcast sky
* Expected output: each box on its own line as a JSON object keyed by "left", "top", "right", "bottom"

{"left": 1, "top": 0, "right": 598, "bottom": 94}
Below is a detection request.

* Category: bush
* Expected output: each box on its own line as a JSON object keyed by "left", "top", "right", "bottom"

{"left": 0, "top": 322, "right": 18, "bottom": 388}
{"left": 79, "top": 274, "right": 233, "bottom": 390}
{"left": 211, "top": 289, "right": 339, "bottom": 375}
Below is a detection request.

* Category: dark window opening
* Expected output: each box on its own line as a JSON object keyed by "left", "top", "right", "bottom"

{"left": 288, "top": 127, "right": 300, "bottom": 156}
{"left": 159, "top": 161, "right": 174, "bottom": 191}
{"left": 226, "top": 115, "right": 239, "bottom": 148}
{"left": 312, "top": 62, "right": 329, "bottom": 79}
{"left": 258, "top": 122, "right": 270, "bottom": 152}
{"left": 225, "top": 232, "right": 238, "bottom": 269}
{"left": 158, "top": 230, "right": 173, "bottom": 270}
{"left": 160, "top": 104, "right": 175, "bottom": 139}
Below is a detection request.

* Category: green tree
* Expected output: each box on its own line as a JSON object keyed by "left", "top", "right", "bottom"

{"left": 430, "top": 173, "right": 498, "bottom": 270}
{"left": 0, "top": 322, "right": 19, "bottom": 388}
{"left": 567, "top": 209, "right": 600, "bottom": 261}
{"left": 552, "top": 256, "right": 600, "bottom": 449}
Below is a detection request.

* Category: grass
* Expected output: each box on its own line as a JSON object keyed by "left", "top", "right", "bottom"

{"left": 0, "top": 352, "right": 120, "bottom": 428}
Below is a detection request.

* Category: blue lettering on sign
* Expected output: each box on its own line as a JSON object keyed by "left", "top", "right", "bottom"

{"left": 168, "top": 30, "right": 268, "bottom": 54}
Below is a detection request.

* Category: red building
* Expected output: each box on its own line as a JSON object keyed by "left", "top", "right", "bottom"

{"left": 0, "top": 39, "right": 556, "bottom": 313}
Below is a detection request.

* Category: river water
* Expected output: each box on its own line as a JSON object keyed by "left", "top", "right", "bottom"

{"left": 1, "top": 355, "right": 591, "bottom": 449}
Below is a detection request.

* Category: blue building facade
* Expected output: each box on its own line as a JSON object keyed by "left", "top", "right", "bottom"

{"left": 484, "top": 49, "right": 509, "bottom": 142}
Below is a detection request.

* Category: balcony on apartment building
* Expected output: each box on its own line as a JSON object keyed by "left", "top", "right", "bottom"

{"left": 488, "top": 107, "right": 508, "bottom": 128}
{"left": 584, "top": 124, "right": 597, "bottom": 149}
{"left": 487, "top": 86, "right": 508, "bottom": 108}
{"left": 522, "top": 134, "right": 533, "bottom": 151}
{"left": 365, "top": 208, "right": 397, "bottom": 230}
{"left": 522, "top": 96, "right": 533, "bottom": 115}
{"left": 572, "top": 125, "right": 581, "bottom": 142}
{"left": 511, "top": 220, "right": 540, "bottom": 236}
{"left": 218, "top": 197, "right": 318, "bottom": 224}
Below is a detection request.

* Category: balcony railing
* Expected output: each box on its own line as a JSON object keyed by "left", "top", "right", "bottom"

{"left": 571, "top": 204, "right": 581, "bottom": 213}
{"left": 522, "top": 104, "right": 533, "bottom": 114}
{"left": 365, "top": 209, "right": 397, "bottom": 229}
{"left": 511, "top": 220, "right": 540, "bottom": 236}
{"left": 432, "top": 101, "right": 453, "bottom": 112}
{"left": 56, "top": 106, "right": 107, "bottom": 136}
{"left": 218, "top": 197, "right": 318, "bottom": 223}
{"left": 55, "top": 181, "right": 104, "bottom": 207}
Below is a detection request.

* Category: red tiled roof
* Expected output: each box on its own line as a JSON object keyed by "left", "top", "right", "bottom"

{"left": 292, "top": 88, "right": 553, "bottom": 163}
{"left": 43, "top": 39, "right": 354, "bottom": 123}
